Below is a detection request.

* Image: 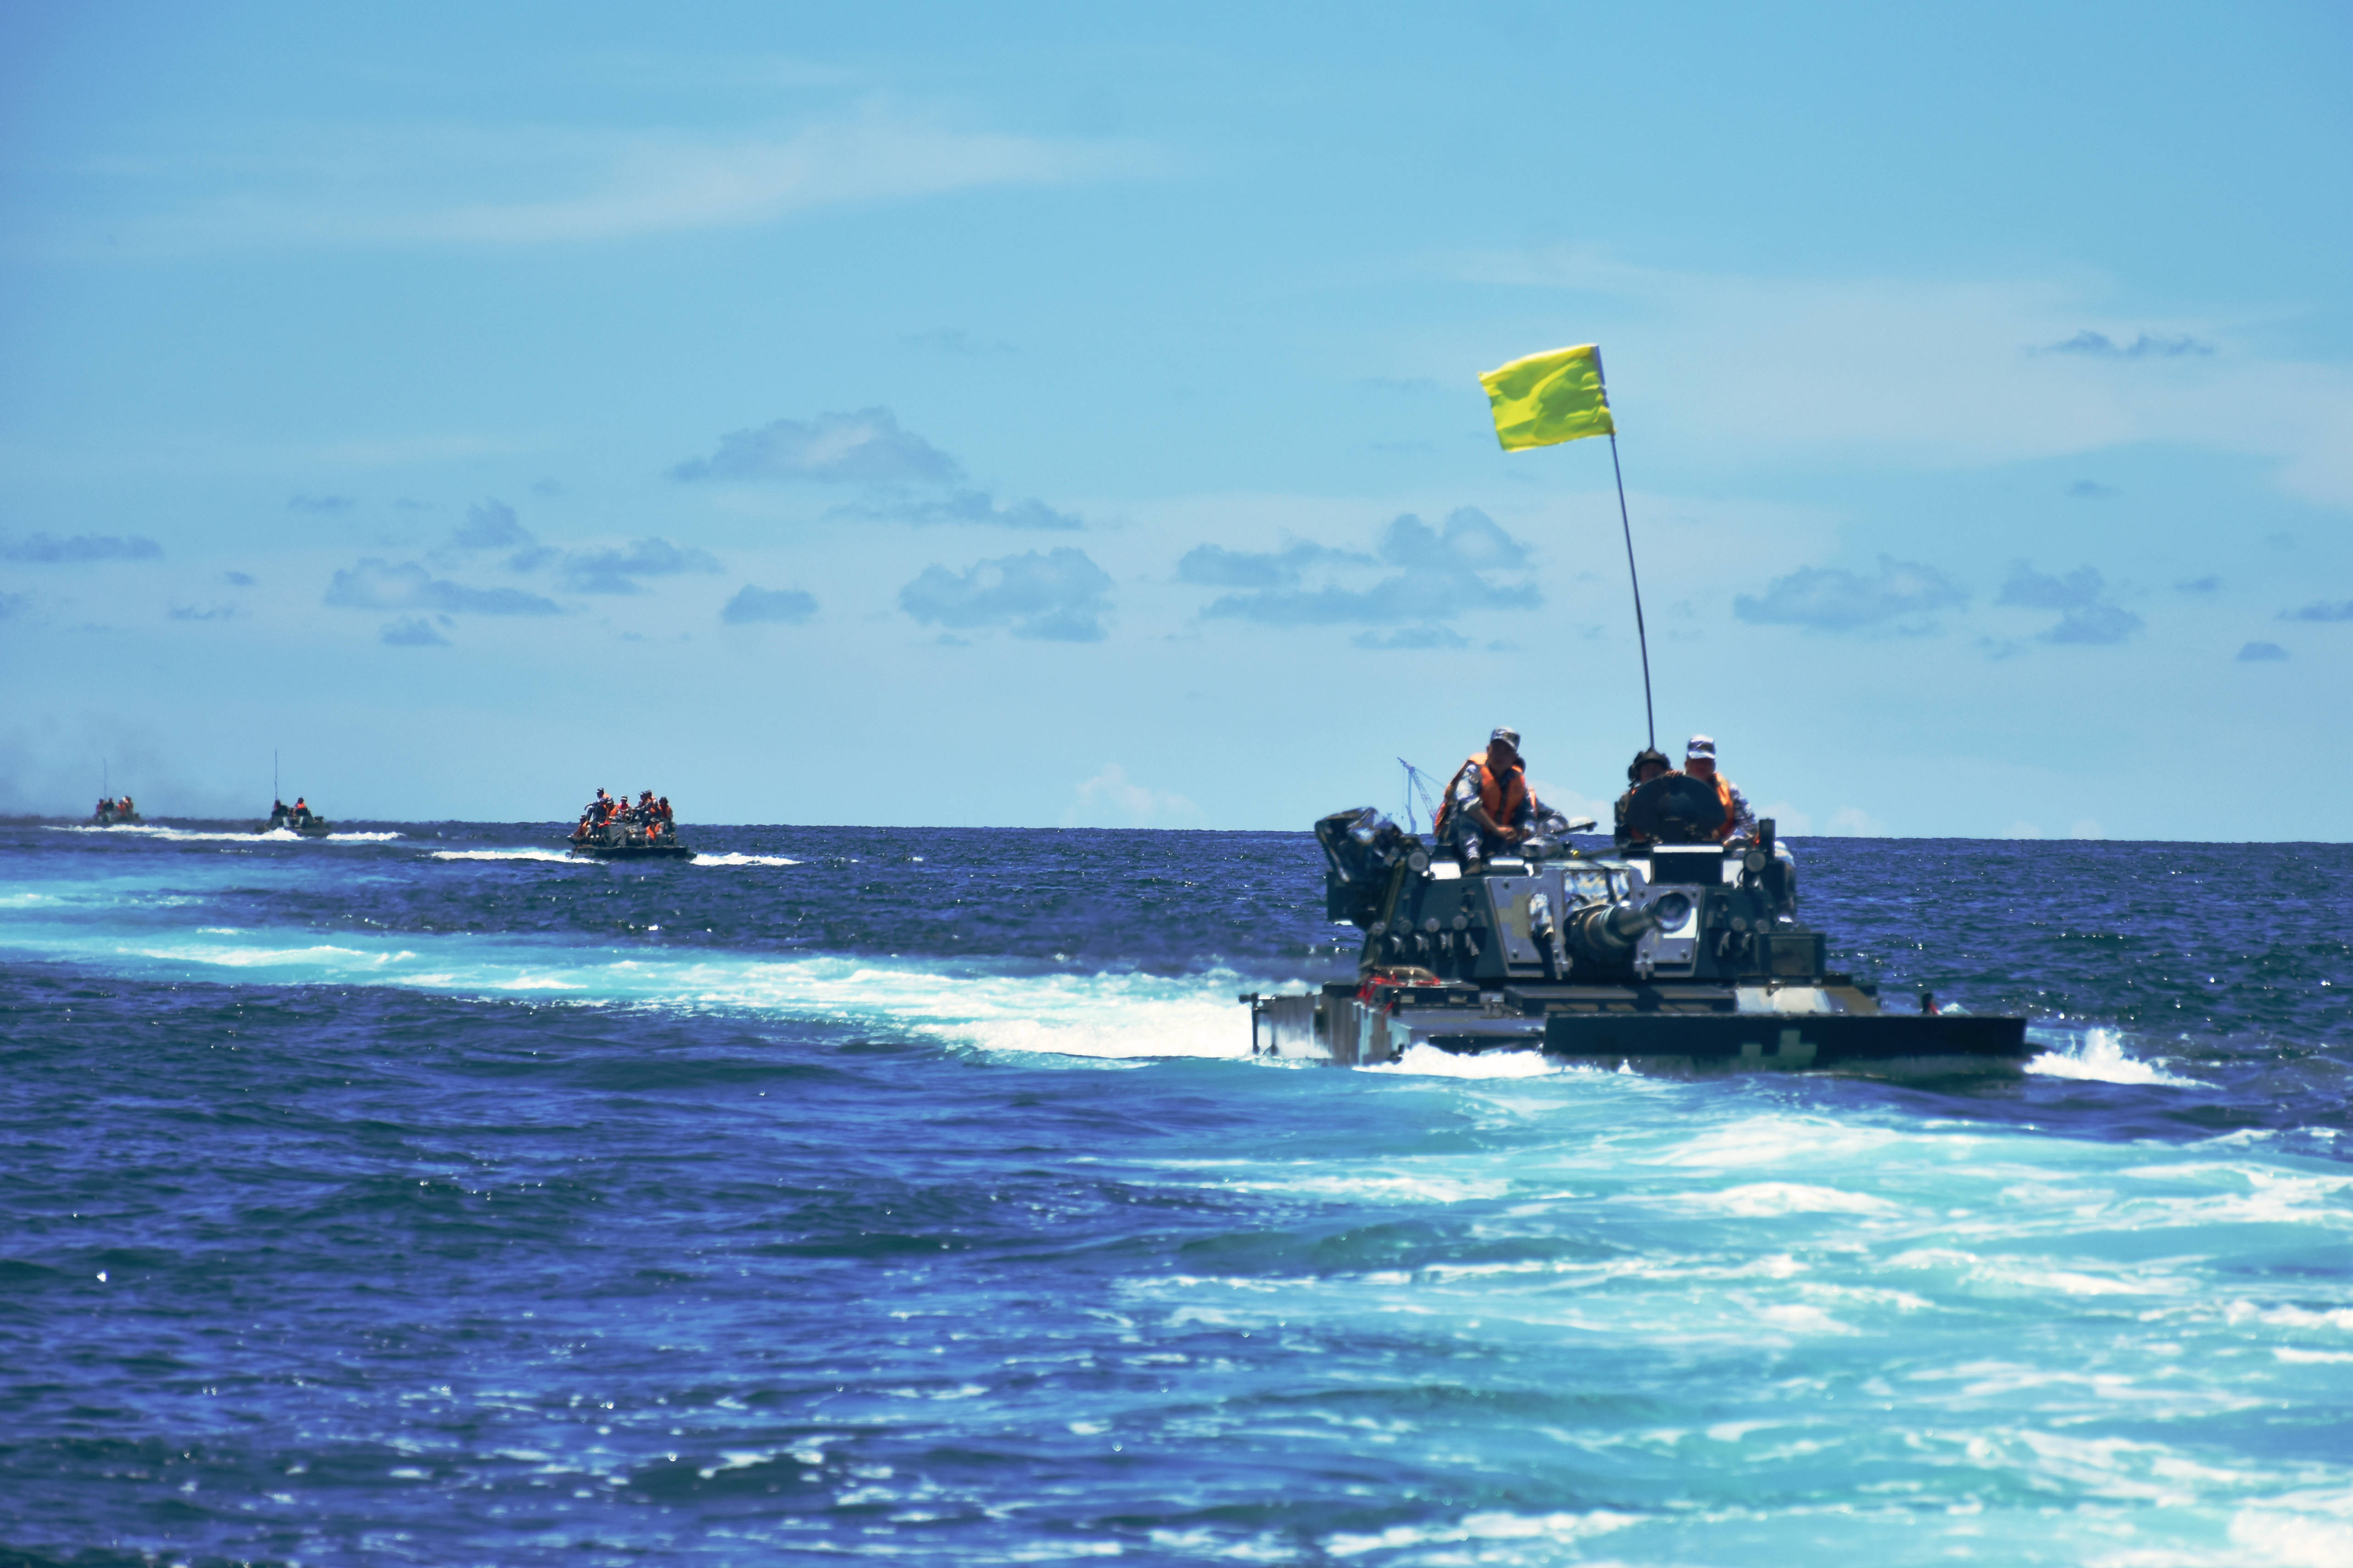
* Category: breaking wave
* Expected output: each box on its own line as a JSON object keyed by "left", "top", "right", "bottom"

{"left": 2026, "top": 1026, "right": 2207, "bottom": 1087}
{"left": 1363, "top": 1042, "right": 1570, "bottom": 1079}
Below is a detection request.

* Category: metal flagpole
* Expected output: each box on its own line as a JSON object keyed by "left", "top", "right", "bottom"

{"left": 1593, "top": 350, "right": 1656, "bottom": 751}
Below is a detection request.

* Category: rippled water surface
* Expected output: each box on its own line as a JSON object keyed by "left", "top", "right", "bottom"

{"left": 2, "top": 821, "right": 2349, "bottom": 1565}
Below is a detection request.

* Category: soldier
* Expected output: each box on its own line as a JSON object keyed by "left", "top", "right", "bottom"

{"left": 1433, "top": 727, "right": 1535, "bottom": 865}
{"left": 1612, "top": 747, "right": 1673, "bottom": 849}
{"left": 1684, "top": 735, "right": 1756, "bottom": 844}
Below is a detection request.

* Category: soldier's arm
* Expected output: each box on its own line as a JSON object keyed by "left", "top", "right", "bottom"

{"left": 1451, "top": 767, "right": 1494, "bottom": 831}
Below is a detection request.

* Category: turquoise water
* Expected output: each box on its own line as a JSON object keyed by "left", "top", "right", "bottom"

{"left": 2, "top": 823, "right": 2348, "bottom": 1564}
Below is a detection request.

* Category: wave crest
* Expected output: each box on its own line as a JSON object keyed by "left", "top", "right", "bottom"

{"left": 2026, "top": 1027, "right": 2205, "bottom": 1087}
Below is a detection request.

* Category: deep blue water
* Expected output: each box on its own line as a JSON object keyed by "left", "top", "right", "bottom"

{"left": 2, "top": 821, "right": 2350, "bottom": 1566}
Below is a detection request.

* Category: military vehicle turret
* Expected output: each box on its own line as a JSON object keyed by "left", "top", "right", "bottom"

{"left": 1246, "top": 778, "right": 2029, "bottom": 1075}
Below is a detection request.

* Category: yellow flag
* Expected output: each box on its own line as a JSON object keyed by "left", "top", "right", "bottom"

{"left": 1478, "top": 343, "right": 1614, "bottom": 450}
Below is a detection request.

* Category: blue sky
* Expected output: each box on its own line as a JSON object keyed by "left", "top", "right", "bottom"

{"left": 3, "top": 2, "right": 2348, "bottom": 836}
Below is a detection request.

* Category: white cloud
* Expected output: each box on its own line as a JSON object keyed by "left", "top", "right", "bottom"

{"left": 2069, "top": 820, "right": 2106, "bottom": 840}
{"left": 1192, "top": 509, "right": 1540, "bottom": 628}
{"left": 721, "top": 585, "right": 817, "bottom": 625}
{"left": 61, "top": 114, "right": 1148, "bottom": 254}
{"left": 1735, "top": 555, "right": 1968, "bottom": 632}
{"left": 899, "top": 547, "right": 1113, "bottom": 642}
{"left": 1460, "top": 248, "right": 2353, "bottom": 508}
{"left": 1752, "top": 801, "right": 1815, "bottom": 837}
{"left": 1823, "top": 806, "right": 1888, "bottom": 837}
{"left": 324, "top": 558, "right": 560, "bottom": 616}
{"left": 1525, "top": 779, "right": 1614, "bottom": 828}
{"left": 672, "top": 407, "right": 961, "bottom": 485}
{"left": 1059, "top": 763, "right": 1201, "bottom": 828}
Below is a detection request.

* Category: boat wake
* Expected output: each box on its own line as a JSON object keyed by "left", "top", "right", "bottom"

{"left": 2025, "top": 1026, "right": 2206, "bottom": 1087}
{"left": 690, "top": 852, "right": 802, "bottom": 867}
{"left": 429, "top": 848, "right": 584, "bottom": 865}
{"left": 4, "top": 913, "right": 1260, "bottom": 1061}
{"left": 1362, "top": 1042, "right": 1572, "bottom": 1079}
{"left": 48, "top": 824, "right": 402, "bottom": 844}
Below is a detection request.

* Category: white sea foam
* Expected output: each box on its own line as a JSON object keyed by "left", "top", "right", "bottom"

{"left": 430, "top": 849, "right": 584, "bottom": 864}
{"left": 432, "top": 847, "right": 801, "bottom": 868}
{"left": 1186, "top": 1165, "right": 1512, "bottom": 1204}
{"left": 1649, "top": 1114, "right": 1903, "bottom": 1171}
{"left": 2230, "top": 1502, "right": 2353, "bottom": 1568}
{"left": 887, "top": 967, "right": 1249, "bottom": 1060}
{"left": 1687, "top": 1182, "right": 1904, "bottom": 1218}
{"left": 1326, "top": 1509, "right": 1637, "bottom": 1559}
{"left": 133, "top": 941, "right": 404, "bottom": 970}
{"left": 10, "top": 912, "right": 1264, "bottom": 1060}
{"left": 2027, "top": 1026, "right": 2206, "bottom": 1086}
{"left": 45, "top": 823, "right": 401, "bottom": 845}
{"left": 1362, "top": 1043, "right": 1565, "bottom": 1079}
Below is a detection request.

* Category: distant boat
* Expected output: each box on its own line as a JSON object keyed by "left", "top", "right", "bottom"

{"left": 259, "top": 801, "right": 333, "bottom": 838}
{"left": 90, "top": 798, "right": 142, "bottom": 826}
{"left": 568, "top": 799, "right": 691, "bottom": 860}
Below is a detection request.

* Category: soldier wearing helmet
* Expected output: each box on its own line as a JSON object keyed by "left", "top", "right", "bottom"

{"left": 1612, "top": 746, "right": 1674, "bottom": 849}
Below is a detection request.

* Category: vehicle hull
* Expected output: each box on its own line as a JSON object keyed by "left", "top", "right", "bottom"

{"left": 568, "top": 842, "right": 693, "bottom": 861}
{"left": 1249, "top": 983, "right": 2030, "bottom": 1078}
{"left": 1541, "top": 1009, "right": 2025, "bottom": 1073}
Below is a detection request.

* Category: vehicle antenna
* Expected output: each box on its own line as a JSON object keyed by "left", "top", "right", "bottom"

{"left": 1478, "top": 343, "right": 1657, "bottom": 751}
{"left": 1595, "top": 352, "right": 1656, "bottom": 751}
{"left": 274, "top": 749, "right": 279, "bottom": 802}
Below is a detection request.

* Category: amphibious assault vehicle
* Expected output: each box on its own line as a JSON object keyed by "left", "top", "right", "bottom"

{"left": 567, "top": 821, "right": 692, "bottom": 861}
{"left": 258, "top": 805, "right": 332, "bottom": 838}
{"left": 1246, "top": 774, "right": 2029, "bottom": 1076}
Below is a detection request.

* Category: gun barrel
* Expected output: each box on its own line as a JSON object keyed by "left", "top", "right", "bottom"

{"left": 1568, "top": 892, "right": 1690, "bottom": 957}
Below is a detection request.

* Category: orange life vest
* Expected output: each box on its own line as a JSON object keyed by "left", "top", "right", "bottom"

{"left": 1434, "top": 754, "right": 1529, "bottom": 839}
{"left": 1702, "top": 771, "right": 1737, "bottom": 841}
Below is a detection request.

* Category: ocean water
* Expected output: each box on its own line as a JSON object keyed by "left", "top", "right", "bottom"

{"left": 1, "top": 821, "right": 2349, "bottom": 1567}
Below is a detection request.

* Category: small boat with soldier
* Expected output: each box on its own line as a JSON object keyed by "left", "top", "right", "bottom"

{"left": 258, "top": 798, "right": 333, "bottom": 837}
{"left": 568, "top": 788, "right": 691, "bottom": 860}
{"left": 90, "top": 796, "right": 142, "bottom": 827}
